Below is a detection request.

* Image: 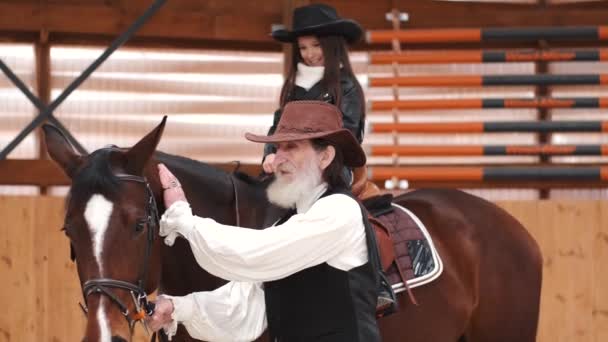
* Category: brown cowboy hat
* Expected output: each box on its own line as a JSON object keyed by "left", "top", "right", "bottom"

{"left": 245, "top": 101, "right": 366, "bottom": 167}
{"left": 271, "top": 4, "right": 363, "bottom": 44}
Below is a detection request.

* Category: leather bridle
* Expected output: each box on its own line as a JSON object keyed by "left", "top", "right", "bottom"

{"left": 76, "top": 158, "right": 243, "bottom": 335}
{"left": 79, "top": 173, "right": 158, "bottom": 329}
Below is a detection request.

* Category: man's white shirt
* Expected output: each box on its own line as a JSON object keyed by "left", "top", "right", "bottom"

{"left": 158, "top": 183, "right": 368, "bottom": 341}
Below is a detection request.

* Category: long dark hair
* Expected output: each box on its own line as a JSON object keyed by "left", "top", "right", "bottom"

{"left": 279, "top": 35, "right": 366, "bottom": 137}
{"left": 311, "top": 138, "right": 347, "bottom": 190}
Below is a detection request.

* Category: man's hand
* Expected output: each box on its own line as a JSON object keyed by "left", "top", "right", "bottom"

{"left": 262, "top": 153, "right": 276, "bottom": 174}
{"left": 158, "top": 163, "right": 187, "bottom": 208}
{"left": 146, "top": 296, "right": 175, "bottom": 333}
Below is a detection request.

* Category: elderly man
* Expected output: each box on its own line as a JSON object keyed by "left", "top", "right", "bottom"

{"left": 148, "top": 101, "right": 381, "bottom": 341}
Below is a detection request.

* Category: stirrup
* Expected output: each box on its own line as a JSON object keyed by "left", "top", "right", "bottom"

{"left": 376, "top": 272, "right": 398, "bottom": 317}
{"left": 377, "top": 292, "right": 396, "bottom": 308}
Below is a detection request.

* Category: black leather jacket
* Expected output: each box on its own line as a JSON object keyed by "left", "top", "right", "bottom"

{"left": 263, "top": 72, "right": 364, "bottom": 157}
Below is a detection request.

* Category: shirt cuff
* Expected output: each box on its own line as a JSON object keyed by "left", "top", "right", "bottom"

{"left": 159, "top": 201, "right": 194, "bottom": 246}
{"left": 166, "top": 294, "right": 196, "bottom": 322}
{"left": 160, "top": 294, "right": 196, "bottom": 339}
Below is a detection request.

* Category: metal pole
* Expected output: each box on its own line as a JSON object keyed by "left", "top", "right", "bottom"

{"left": 0, "top": 58, "right": 88, "bottom": 155}
{"left": 0, "top": 0, "right": 167, "bottom": 160}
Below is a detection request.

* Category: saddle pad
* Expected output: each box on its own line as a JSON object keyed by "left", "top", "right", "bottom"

{"left": 375, "top": 204, "right": 444, "bottom": 294}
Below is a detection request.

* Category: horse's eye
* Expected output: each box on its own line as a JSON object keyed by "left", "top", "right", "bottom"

{"left": 135, "top": 219, "right": 146, "bottom": 233}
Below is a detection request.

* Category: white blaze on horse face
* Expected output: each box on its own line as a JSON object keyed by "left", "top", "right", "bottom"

{"left": 84, "top": 194, "right": 114, "bottom": 276}
{"left": 97, "top": 297, "right": 112, "bottom": 342}
{"left": 84, "top": 194, "right": 114, "bottom": 342}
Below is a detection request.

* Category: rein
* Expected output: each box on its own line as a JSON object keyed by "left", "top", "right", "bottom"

{"left": 229, "top": 174, "right": 241, "bottom": 227}
{"left": 79, "top": 173, "right": 158, "bottom": 332}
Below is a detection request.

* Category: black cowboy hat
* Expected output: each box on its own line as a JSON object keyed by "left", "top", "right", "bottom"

{"left": 245, "top": 101, "right": 366, "bottom": 167}
{"left": 271, "top": 4, "right": 363, "bottom": 44}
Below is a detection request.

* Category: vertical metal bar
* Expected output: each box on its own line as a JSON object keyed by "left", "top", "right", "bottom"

{"left": 0, "top": 0, "right": 167, "bottom": 160}
{"left": 389, "top": 8, "right": 403, "bottom": 189}
{"left": 536, "top": 39, "right": 551, "bottom": 199}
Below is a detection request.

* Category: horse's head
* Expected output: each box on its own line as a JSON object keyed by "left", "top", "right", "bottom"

{"left": 43, "top": 118, "right": 167, "bottom": 341}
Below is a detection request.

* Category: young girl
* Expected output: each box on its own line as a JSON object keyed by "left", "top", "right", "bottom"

{"left": 263, "top": 3, "right": 366, "bottom": 183}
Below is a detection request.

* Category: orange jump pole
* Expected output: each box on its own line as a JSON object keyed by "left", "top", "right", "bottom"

{"left": 368, "top": 74, "right": 608, "bottom": 87}
{"left": 369, "top": 97, "right": 608, "bottom": 111}
{"left": 369, "top": 121, "right": 608, "bottom": 133}
{"left": 369, "top": 50, "right": 608, "bottom": 64}
{"left": 368, "top": 166, "right": 608, "bottom": 181}
{"left": 369, "top": 144, "right": 608, "bottom": 156}
{"left": 366, "top": 26, "right": 608, "bottom": 44}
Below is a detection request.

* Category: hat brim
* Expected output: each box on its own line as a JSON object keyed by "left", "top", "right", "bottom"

{"left": 245, "top": 128, "right": 366, "bottom": 167}
{"left": 271, "top": 19, "right": 363, "bottom": 44}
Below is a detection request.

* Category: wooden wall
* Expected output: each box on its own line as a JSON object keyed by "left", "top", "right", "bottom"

{"left": 1, "top": 196, "right": 607, "bottom": 341}
{"left": 1, "top": 0, "right": 608, "bottom": 50}
{"left": 0, "top": 196, "right": 77, "bottom": 341}
{"left": 0, "top": 196, "right": 149, "bottom": 341}
{"left": 499, "top": 200, "right": 608, "bottom": 342}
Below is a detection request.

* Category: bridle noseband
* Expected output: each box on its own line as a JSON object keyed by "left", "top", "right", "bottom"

{"left": 80, "top": 173, "right": 158, "bottom": 330}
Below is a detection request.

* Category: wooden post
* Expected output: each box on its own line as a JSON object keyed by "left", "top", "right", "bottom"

{"left": 35, "top": 29, "right": 51, "bottom": 195}
{"left": 281, "top": 0, "right": 309, "bottom": 78}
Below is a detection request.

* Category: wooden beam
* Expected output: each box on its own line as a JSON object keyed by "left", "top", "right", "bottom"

{"left": 0, "top": 0, "right": 282, "bottom": 45}
{"left": 374, "top": 0, "right": 608, "bottom": 29}
{"left": 0, "top": 160, "right": 70, "bottom": 186}
{"left": 1, "top": 1, "right": 608, "bottom": 51}
{"left": 281, "top": 0, "right": 310, "bottom": 76}
{"left": 2, "top": 159, "right": 607, "bottom": 189}
{"left": 0, "top": 159, "right": 262, "bottom": 187}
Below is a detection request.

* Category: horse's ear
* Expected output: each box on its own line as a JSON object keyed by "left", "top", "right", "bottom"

{"left": 125, "top": 116, "right": 167, "bottom": 174}
{"left": 42, "top": 124, "right": 83, "bottom": 178}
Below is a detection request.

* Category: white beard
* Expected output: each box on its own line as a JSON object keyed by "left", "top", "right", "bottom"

{"left": 266, "top": 161, "right": 322, "bottom": 209}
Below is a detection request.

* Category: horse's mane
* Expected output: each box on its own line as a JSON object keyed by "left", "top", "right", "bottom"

{"left": 155, "top": 151, "right": 272, "bottom": 191}
{"left": 68, "top": 149, "right": 121, "bottom": 205}
{"left": 67, "top": 149, "right": 271, "bottom": 206}
{"left": 233, "top": 171, "right": 274, "bottom": 189}
{"left": 155, "top": 151, "right": 228, "bottom": 182}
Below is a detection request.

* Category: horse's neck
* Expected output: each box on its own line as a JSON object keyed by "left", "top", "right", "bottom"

{"left": 233, "top": 176, "right": 281, "bottom": 228}
{"left": 177, "top": 168, "right": 234, "bottom": 220}
{"left": 149, "top": 154, "right": 283, "bottom": 296}
{"left": 153, "top": 153, "right": 272, "bottom": 227}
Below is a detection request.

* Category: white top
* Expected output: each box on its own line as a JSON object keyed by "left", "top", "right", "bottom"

{"left": 159, "top": 183, "right": 368, "bottom": 341}
{"left": 295, "top": 62, "right": 324, "bottom": 91}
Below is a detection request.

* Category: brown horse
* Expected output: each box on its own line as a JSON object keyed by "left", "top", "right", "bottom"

{"left": 43, "top": 118, "right": 542, "bottom": 342}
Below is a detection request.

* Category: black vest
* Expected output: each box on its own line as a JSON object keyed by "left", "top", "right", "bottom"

{"left": 264, "top": 187, "right": 381, "bottom": 342}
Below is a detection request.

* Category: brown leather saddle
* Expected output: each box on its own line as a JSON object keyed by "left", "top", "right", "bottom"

{"left": 353, "top": 166, "right": 426, "bottom": 290}
{"left": 362, "top": 194, "right": 425, "bottom": 289}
